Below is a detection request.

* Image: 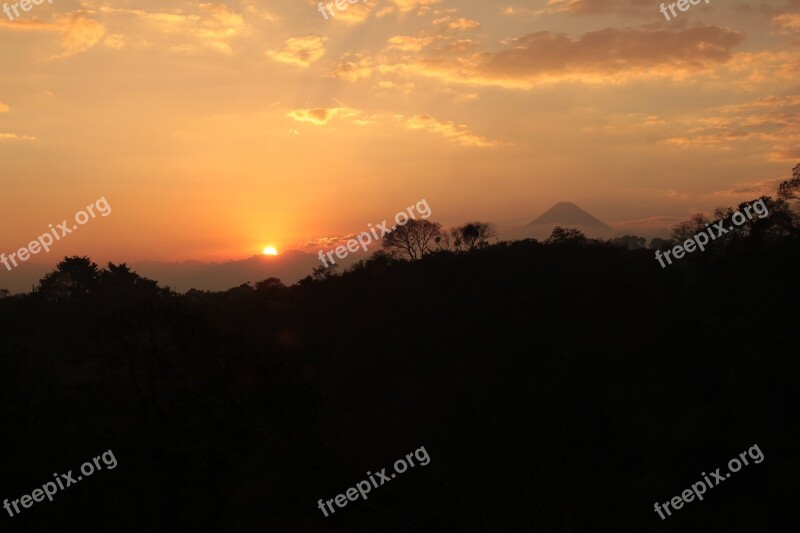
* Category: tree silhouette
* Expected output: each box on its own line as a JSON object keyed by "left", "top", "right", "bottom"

{"left": 739, "top": 196, "right": 797, "bottom": 242}
{"left": 434, "top": 231, "right": 451, "bottom": 251}
{"left": 649, "top": 237, "right": 673, "bottom": 250}
{"left": 99, "top": 262, "right": 162, "bottom": 299}
{"left": 545, "top": 226, "right": 586, "bottom": 244}
{"left": 610, "top": 235, "right": 646, "bottom": 250}
{"left": 777, "top": 162, "right": 800, "bottom": 201}
{"left": 255, "top": 277, "right": 286, "bottom": 292}
{"left": 382, "top": 219, "right": 443, "bottom": 259}
{"left": 450, "top": 222, "right": 497, "bottom": 251}
{"left": 671, "top": 213, "right": 711, "bottom": 243}
{"left": 310, "top": 264, "right": 338, "bottom": 281}
{"left": 36, "top": 256, "right": 101, "bottom": 301}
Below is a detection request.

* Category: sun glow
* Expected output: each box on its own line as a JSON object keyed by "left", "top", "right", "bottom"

{"left": 263, "top": 246, "right": 278, "bottom": 255}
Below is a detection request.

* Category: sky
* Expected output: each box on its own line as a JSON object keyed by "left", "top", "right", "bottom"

{"left": 0, "top": 0, "right": 798, "bottom": 267}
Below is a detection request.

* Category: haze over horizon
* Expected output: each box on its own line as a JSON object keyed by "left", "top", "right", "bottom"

{"left": 1, "top": 199, "right": 640, "bottom": 292}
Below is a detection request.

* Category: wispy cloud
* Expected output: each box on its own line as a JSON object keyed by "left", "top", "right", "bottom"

{"left": 287, "top": 107, "right": 360, "bottom": 125}
{"left": 387, "top": 35, "right": 438, "bottom": 51}
{"left": 330, "top": 53, "right": 373, "bottom": 82}
{"left": 710, "top": 177, "right": 784, "bottom": 197}
{"left": 0, "top": 133, "right": 37, "bottom": 141}
{"left": 402, "top": 113, "right": 498, "bottom": 147}
{"left": 0, "top": 11, "right": 106, "bottom": 58}
{"left": 268, "top": 35, "right": 326, "bottom": 67}
{"left": 98, "top": 3, "right": 247, "bottom": 54}
{"left": 286, "top": 106, "right": 499, "bottom": 146}
{"left": 663, "top": 94, "right": 800, "bottom": 161}
{"left": 433, "top": 16, "right": 480, "bottom": 31}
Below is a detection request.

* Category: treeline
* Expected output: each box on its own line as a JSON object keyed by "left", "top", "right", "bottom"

{"left": 0, "top": 166, "right": 799, "bottom": 531}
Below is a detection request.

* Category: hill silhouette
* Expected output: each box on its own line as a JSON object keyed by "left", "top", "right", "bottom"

{"left": 1, "top": 225, "right": 798, "bottom": 529}
{"left": 1, "top": 179, "right": 799, "bottom": 531}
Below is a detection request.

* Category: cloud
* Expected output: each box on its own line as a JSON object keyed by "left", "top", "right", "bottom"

{"left": 391, "top": 0, "right": 442, "bottom": 14}
{"left": 402, "top": 113, "right": 498, "bottom": 146}
{"left": 381, "top": 26, "right": 746, "bottom": 88}
{"left": 52, "top": 12, "right": 106, "bottom": 57}
{"left": 241, "top": 1, "right": 280, "bottom": 22}
{"left": 330, "top": 53, "right": 373, "bottom": 82}
{"left": 774, "top": 13, "right": 800, "bottom": 36}
{"left": 732, "top": 2, "right": 782, "bottom": 16}
{"left": 611, "top": 215, "right": 685, "bottom": 229}
{"left": 0, "top": 133, "right": 36, "bottom": 141}
{"left": 104, "top": 33, "right": 125, "bottom": 49}
{"left": 501, "top": 6, "right": 546, "bottom": 17}
{"left": 377, "top": 80, "right": 416, "bottom": 94}
{"left": 300, "top": 230, "right": 380, "bottom": 251}
{"left": 665, "top": 131, "right": 758, "bottom": 147}
{"left": 440, "top": 87, "right": 479, "bottom": 101}
{"left": 196, "top": 3, "right": 246, "bottom": 40}
{"left": 375, "top": 6, "right": 397, "bottom": 17}
{"left": 770, "top": 146, "right": 800, "bottom": 160}
{"left": 501, "top": 0, "right": 655, "bottom": 19}
{"left": 387, "top": 35, "right": 438, "bottom": 51}
{"left": 438, "top": 38, "right": 477, "bottom": 54}
{"left": 664, "top": 189, "right": 688, "bottom": 199}
{"left": 0, "top": 11, "right": 106, "bottom": 58}
{"left": 580, "top": 113, "right": 666, "bottom": 134}
{"left": 547, "top": 0, "right": 654, "bottom": 16}
{"left": 268, "top": 36, "right": 326, "bottom": 67}
{"left": 719, "top": 50, "right": 800, "bottom": 89}
{"left": 481, "top": 26, "right": 743, "bottom": 76}
{"left": 434, "top": 17, "right": 481, "bottom": 31}
{"left": 715, "top": 94, "right": 800, "bottom": 112}
{"left": 286, "top": 107, "right": 359, "bottom": 125}
{"left": 711, "top": 177, "right": 784, "bottom": 197}
{"left": 97, "top": 3, "right": 246, "bottom": 54}
{"left": 663, "top": 94, "right": 800, "bottom": 160}
{"left": 286, "top": 106, "right": 499, "bottom": 146}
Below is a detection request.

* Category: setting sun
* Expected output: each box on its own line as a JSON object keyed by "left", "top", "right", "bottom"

{"left": 263, "top": 246, "right": 278, "bottom": 256}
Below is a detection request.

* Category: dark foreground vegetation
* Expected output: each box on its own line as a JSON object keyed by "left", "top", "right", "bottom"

{"left": 2, "top": 181, "right": 800, "bottom": 532}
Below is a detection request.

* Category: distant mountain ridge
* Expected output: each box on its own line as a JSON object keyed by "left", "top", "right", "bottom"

{"left": 528, "top": 202, "right": 610, "bottom": 229}
{"left": 131, "top": 255, "right": 306, "bottom": 292}
{"left": 132, "top": 250, "right": 350, "bottom": 292}
{"left": 0, "top": 250, "right": 362, "bottom": 294}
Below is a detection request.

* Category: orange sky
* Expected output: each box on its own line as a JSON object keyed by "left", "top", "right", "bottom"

{"left": 0, "top": 0, "right": 798, "bottom": 263}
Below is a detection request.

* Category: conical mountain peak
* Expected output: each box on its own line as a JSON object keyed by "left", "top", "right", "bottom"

{"left": 529, "top": 202, "right": 610, "bottom": 229}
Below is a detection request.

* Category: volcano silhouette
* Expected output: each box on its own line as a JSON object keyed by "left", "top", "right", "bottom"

{"left": 528, "top": 202, "right": 610, "bottom": 229}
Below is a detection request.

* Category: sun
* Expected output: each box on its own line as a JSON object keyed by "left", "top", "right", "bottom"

{"left": 263, "top": 246, "right": 278, "bottom": 256}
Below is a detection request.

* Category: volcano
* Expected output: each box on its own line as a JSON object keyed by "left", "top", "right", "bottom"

{"left": 528, "top": 202, "right": 610, "bottom": 229}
